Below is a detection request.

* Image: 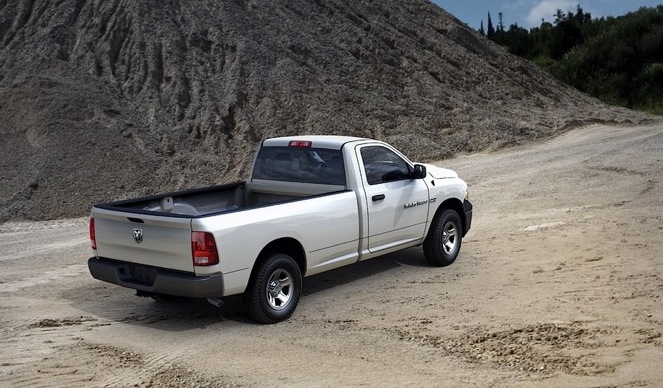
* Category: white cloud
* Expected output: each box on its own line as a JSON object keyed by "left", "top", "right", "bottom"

{"left": 526, "top": 0, "right": 576, "bottom": 27}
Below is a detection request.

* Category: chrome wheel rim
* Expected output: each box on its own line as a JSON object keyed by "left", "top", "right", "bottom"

{"left": 442, "top": 221, "right": 459, "bottom": 254}
{"left": 266, "top": 269, "right": 293, "bottom": 310}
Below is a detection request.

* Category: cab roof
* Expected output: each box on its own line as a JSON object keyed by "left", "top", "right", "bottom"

{"left": 262, "top": 135, "right": 368, "bottom": 150}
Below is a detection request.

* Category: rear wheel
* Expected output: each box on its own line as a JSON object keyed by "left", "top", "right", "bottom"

{"left": 423, "top": 209, "right": 462, "bottom": 267}
{"left": 245, "top": 253, "right": 302, "bottom": 324}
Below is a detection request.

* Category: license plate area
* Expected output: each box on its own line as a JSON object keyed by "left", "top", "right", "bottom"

{"left": 117, "top": 264, "right": 158, "bottom": 285}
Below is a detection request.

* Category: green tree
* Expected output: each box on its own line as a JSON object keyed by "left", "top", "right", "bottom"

{"left": 481, "top": 6, "right": 663, "bottom": 114}
{"left": 487, "top": 12, "right": 495, "bottom": 37}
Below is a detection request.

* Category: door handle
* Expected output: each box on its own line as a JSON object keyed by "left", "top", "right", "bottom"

{"left": 372, "top": 194, "right": 385, "bottom": 201}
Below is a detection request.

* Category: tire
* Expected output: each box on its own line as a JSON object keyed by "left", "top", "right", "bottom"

{"left": 423, "top": 209, "right": 462, "bottom": 267}
{"left": 244, "top": 253, "right": 302, "bottom": 324}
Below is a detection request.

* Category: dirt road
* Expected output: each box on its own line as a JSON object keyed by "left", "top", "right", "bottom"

{"left": 1, "top": 123, "right": 661, "bottom": 387}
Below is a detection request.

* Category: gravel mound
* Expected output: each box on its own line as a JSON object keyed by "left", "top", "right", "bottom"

{"left": 0, "top": 0, "right": 654, "bottom": 221}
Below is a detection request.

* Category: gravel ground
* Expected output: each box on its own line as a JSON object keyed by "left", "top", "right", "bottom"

{"left": 1, "top": 123, "right": 661, "bottom": 387}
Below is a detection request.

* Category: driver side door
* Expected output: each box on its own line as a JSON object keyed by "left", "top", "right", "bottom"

{"left": 356, "top": 144, "right": 430, "bottom": 253}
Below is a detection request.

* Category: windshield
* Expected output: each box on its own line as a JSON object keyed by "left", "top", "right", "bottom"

{"left": 252, "top": 146, "right": 346, "bottom": 186}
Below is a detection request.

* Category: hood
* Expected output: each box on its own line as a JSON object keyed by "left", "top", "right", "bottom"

{"left": 424, "top": 164, "right": 458, "bottom": 179}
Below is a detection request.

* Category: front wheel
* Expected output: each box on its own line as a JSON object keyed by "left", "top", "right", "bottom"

{"left": 244, "top": 253, "right": 302, "bottom": 324}
{"left": 423, "top": 209, "right": 462, "bottom": 267}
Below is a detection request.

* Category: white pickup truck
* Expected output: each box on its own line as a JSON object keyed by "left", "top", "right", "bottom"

{"left": 88, "top": 136, "right": 472, "bottom": 323}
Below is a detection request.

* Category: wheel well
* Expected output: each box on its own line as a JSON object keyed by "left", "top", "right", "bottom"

{"left": 435, "top": 198, "right": 466, "bottom": 231}
{"left": 254, "top": 238, "right": 307, "bottom": 276}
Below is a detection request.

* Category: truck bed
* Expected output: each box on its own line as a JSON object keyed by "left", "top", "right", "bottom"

{"left": 95, "top": 181, "right": 347, "bottom": 217}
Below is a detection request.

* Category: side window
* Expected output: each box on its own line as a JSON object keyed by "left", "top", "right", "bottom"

{"left": 360, "top": 146, "right": 412, "bottom": 185}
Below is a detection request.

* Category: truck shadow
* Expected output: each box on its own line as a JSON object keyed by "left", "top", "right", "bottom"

{"left": 302, "top": 247, "right": 427, "bottom": 296}
{"left": 67, "top": 247, "right": 429, "bottom": 330}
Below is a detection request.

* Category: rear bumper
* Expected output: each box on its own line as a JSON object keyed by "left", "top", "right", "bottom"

{"left": 88, "top": 257, "right": 224, "bottom": 298}
{"left": 463, "top": 199, "right": 473, "bottom": 236}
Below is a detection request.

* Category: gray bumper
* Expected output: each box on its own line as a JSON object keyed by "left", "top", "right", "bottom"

{"left": 88, "top": 257, "right": 224, "bottom": 298}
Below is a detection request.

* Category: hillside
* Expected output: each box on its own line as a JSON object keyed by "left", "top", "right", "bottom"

{"left": 0, "top": 0, "right": 653, "bottom": 222}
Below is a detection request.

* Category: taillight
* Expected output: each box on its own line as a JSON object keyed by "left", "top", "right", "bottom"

{"left": 89, "top": 217, "right": 97, "bottom": 250}
{"left": 191, "top": 231, "right": 219, "bottom": 266}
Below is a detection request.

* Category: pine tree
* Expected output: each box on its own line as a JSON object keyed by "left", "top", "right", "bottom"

{"left": 487, "top": 12, "right": 495, "bottom": 37}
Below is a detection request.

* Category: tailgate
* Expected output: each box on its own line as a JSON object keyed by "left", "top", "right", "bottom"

{"left": 92, "top": 207, "right": 194, "bottom": 273}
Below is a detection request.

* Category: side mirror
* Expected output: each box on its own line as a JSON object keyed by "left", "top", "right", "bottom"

{"left": 413, "top": 164, "right": 427, "bottom": 179}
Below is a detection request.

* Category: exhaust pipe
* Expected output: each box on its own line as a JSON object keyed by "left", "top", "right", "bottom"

{"left": 207, "top": 297, "right": 224, "bottom": 308}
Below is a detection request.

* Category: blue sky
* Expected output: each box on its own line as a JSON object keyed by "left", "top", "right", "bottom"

{"left": 432, "top": 0, "right": 662, "bottom": 29}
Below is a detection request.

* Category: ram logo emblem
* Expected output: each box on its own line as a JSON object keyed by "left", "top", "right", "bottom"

{"left": 133, "top": 228, "right": 144, "bottom": 243}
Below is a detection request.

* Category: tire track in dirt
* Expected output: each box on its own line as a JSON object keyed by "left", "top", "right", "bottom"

{"left": 0, "top": 312, "right": 241, "bottom": 388}
{"left": 0, "top": 264, "right": 89, "bottom": 293}
{"left": 0, "top": 222, "right": 88, "bottom": 270}
{"left": 0, "top": 316, "right": 99, "bottom": 387}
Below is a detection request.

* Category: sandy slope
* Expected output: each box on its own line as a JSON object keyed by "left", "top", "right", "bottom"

{"left": 1, "top": 0, "right": 652, "bottom": 223}
{"left": 0, "top": 123, "right": 661, "bottom": 387}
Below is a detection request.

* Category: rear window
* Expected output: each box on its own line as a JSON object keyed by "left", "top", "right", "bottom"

{"left": 252, "top": 147, "right": 346, "bottom": 185}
